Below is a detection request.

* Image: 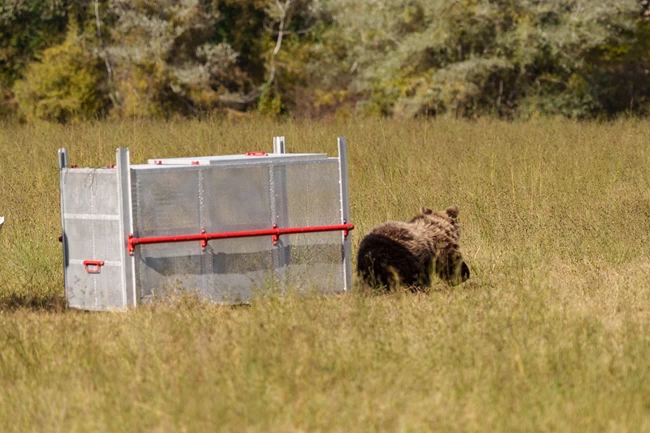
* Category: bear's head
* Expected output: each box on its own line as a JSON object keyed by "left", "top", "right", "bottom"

{"left": 412, "top": 205, "right": 470, "bottom": 285}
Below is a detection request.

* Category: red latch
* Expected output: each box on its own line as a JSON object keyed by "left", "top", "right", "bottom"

{"left": 246, "top": 151, "right": 267, "bottom": 156}
{"left": 271, "top": 224, "right": 279, "bottom": 245}
{"left": 191, "top": 161, "right": 200, "bottom": 165}
{"left": 70, "top": 164, "right": 78, "bottom": 168}
{"left": 83, "top": 260, "right": 105, "bottom": 274}
{"left": 154, "top": 160, "right": 163, "bottom": 165}
{"left": 343, "top": 220, "right": 350, "bottom": 238}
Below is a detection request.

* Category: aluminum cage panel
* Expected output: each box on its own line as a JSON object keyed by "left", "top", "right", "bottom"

{"left": 130, "top": 158, "right": 345, "bottom": 303}
{"left": 60, "top": 168, "right": 126, "bottom": 310}
{"left": 59, "top": 137, "right": 353, "bottom": 309}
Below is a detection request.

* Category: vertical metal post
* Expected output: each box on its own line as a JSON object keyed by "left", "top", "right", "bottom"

{"left": 270, "top": 136, "right": 290, "bottom": 273}
{"left": 58, "top": 148, "right": 69, "bottom": 169}
{"left": 58, "top": 148, "right": 69, "bottom": 301}
{"left": 197, "top": 167, "right": 208, "bottom": 290}
{"left": 273, "top": 136, "right": 286, "bottom": 154}
{"left": 277, "top": 136, "right": 290, "bottom": 267}
{"left": 117, "top": 148, "right": 137, "bottom": 308}
{"left": 337, "top": 137, "right": 353, "bottom": 292}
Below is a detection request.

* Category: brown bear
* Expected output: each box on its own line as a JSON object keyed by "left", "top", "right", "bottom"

{"left": 356, "top": 205, "right": 470, "bottom": 290}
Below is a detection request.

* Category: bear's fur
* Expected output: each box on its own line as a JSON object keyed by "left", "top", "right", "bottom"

{"left": 356, "top": 205, "right": 470, "bottom": 290}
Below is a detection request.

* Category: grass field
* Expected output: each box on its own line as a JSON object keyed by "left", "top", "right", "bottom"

{"left": 2, "top": 118, "right": 650, "bottom": 432}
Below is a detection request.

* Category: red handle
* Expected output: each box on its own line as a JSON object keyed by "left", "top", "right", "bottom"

{"left": 246, "top": 151, "right": 267, "bottom": 156}
{"left": 83, "top": 260, "right": 105, "bottom": 274}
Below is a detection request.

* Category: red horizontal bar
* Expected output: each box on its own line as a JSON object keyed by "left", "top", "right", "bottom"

{"left": 128, "top": 223, "right": 354, "bottom": 255}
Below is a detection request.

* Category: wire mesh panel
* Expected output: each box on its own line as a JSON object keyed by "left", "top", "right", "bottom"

{"left": 130, "top": 157, "right": 346, "bottom": 303}
{"left": 61, "top": 168, "right": 125, "bottom": 310}
{"left": 60, "top": 142, "right": 351, "bottom": 309}
{"left": 200, "top": 164, "right": 274, "bottom": 302}
{"left": 277, "top": 160, "right": 344, "bottom": 293}
{"left": 132, "top": 167, "right": 202, "bottom": 301}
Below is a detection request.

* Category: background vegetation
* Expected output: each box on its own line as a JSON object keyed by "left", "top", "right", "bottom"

{"left": 2, "top": 118, "right": 650, "bottom": 431}
{"left": 3, "top": 0, "right": 650, "bottom": 121}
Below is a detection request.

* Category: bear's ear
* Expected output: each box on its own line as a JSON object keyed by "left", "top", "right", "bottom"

{"left": 446, "top": 205, "right": 459, "bottom": 218}
{"left": 420, "top": 207, "right": 433, "bottom": 215}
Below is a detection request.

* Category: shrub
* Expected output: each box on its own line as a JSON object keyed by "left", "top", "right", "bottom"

{"left": 13, "top": 24, "right": 107, "bottom": 123}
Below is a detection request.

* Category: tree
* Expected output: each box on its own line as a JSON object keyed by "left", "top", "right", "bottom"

{"left": 320, "top": 0, "right": 650, "bottom": 119}
{"left": 106, "top": 0, "right": 247, "bottom": 117}
{"left": 13, "top": 22, "right": 108, "bottom": 122}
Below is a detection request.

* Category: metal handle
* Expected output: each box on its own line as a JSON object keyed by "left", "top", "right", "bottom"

{"left": 83, "top": 260, "right": 105, "bottom": 274}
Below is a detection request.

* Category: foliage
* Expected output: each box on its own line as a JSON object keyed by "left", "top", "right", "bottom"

{"left": 0, "top": 1, "right": 101, "bottom": 118}
{"left": 323, "top": 0, "right": 650, "bottom": 118}
{"left": 105, "top": 0, "right": 241, "bottom": 117}
{"left": 3, "top": 0, "right": 650, "bottom": 120}
{"left": 0, "top": 0, "right": 67, "bottom": 89}
{"left": 12, "top": 23, "right": 108, "bottom": 123}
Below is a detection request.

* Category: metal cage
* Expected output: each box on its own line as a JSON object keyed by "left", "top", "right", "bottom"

{"left": 58, "top": 137, "right": 353, "bottom": 310}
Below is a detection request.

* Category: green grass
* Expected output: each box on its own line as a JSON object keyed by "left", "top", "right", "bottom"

{"left": 2, "top": 118, "right": 650, "bottom": 432}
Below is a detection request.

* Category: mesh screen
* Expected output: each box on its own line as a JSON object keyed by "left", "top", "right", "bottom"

{"left": 282, "top": 162, "right": 342, "bottom": 227}
{"left": 131, "top": 159, "right": 344, "bottom": 303}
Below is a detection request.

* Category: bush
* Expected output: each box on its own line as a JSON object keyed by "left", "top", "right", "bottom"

{"left": 13, "top": 24, "right": 107, "bottom": 123}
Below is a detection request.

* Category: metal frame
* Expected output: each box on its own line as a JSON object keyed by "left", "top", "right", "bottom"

{"left": 117, "top": 148, "right": 136, "bottom": 307}
{"left": 337, "top": 137, "right": 353, "bottom": 291}
{"left": 59, "top": 135, "right": 354, "bottom": 308}
{"left": 271, "top": 136, "right": 290, "bottom": 268}
{"left": 58, "top": 148, "right": 69, "bottom": 298}
{"left": 273, "top": 136, "right": 286, "bottom": 154}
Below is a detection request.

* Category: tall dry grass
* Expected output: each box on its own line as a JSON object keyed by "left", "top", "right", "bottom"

{"left": 1, "top": 118, "right": 650, "bottom": 432}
